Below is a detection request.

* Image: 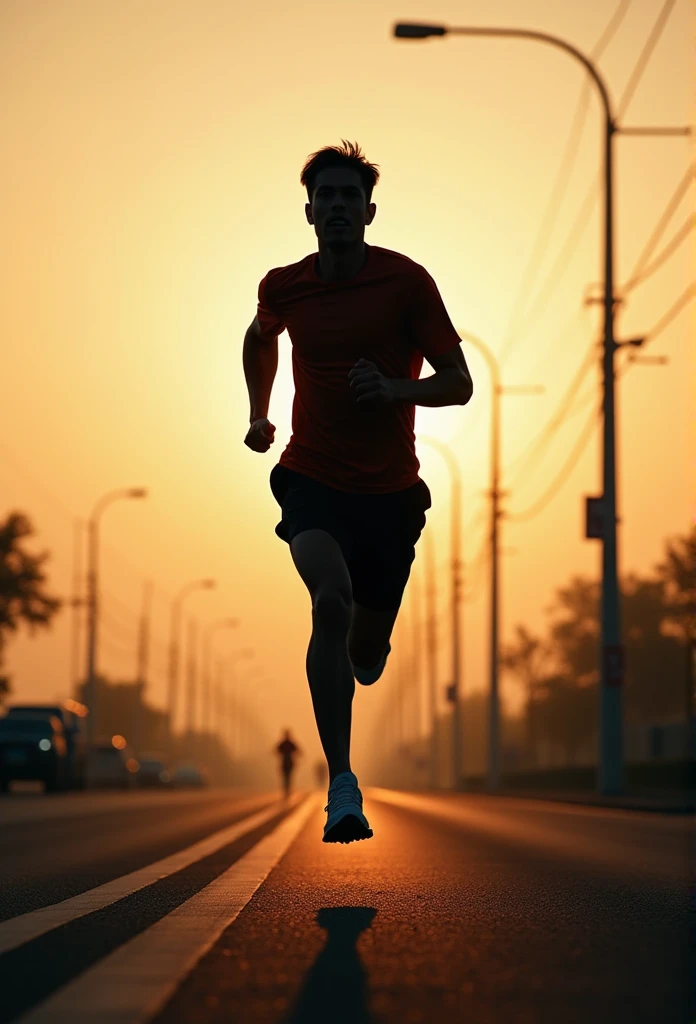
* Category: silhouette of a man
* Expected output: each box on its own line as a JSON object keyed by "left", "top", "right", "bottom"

{"left": 244, "top": 141, "right": 472, "bottom": 843}
{"left": 276, "top": 729, "right": 301, "bottom": 798}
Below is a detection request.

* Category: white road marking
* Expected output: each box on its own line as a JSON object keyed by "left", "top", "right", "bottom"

{"left": 18, "top": 794, "right": 318, "bottom": 1023}
{"left": 368, "top": 789, "right": 686, "bottom": 880}
{"left": 1, "top": 787, "right": 262, "bottom": 826}
{"left": 0, "top": 793, "right": 294, "bottom": 956}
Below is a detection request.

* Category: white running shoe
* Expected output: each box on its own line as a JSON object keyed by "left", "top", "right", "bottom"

{"left": 322, "top": 771, "right": 373, "bottom": 844}
{"left": 352, "top": 642, "right": 391, "bottom": 686}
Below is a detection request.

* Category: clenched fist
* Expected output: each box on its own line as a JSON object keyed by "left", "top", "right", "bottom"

{"left": 348, "top": 358, "right": 396, "bottom": 407}
{"left": 244, "top": 418, "right": 276, "bottom": 453}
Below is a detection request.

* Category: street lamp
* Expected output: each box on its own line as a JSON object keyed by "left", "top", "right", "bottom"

{"left": 222, "top": 647, "right": 254, "bottom": 756}
{"left": 458, "top": 330, "right": 542, "bottom": 790}
{"left": 392, "top": 18, "right": 672, "bottom": 794}
{"left": 167, "top": 578, "right": 216, "bottom": 740}
{"left": 202, "top": 618, "right": 239, "bottom": 734}
{"left": 419, "top": 436, "right": 463, "bottom": 789}
{"left": 422, "top": 525, "right": 439, "bottom": 789}
{"left": 85, "top": 487, "right": 147, "bottom": 764}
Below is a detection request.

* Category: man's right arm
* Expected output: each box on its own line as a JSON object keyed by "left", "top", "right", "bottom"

{"left": 243, "top": 314, "right": 279, "bottom": 425}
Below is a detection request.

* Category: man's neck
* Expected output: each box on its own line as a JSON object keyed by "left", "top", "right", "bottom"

{"left": 315, "top": 240, "right": 368, "bottom": 282}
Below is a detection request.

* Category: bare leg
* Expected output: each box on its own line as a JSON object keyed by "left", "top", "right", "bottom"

{"left": 348, "top": 601, "right": 400, "bottom": 669}
{"left": 291, "top": 530, "right": 354, "bottom": 783}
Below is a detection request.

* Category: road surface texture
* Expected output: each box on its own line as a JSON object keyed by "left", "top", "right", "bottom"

{"left": 0, "top": 788, "right": 691, "bottom": 1023}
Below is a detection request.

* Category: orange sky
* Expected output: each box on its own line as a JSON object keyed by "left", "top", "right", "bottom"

{"left": 1, "top": 0, "right": 693, "bottom": 778}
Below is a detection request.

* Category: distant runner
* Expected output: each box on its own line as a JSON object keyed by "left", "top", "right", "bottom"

{"left": 244, "top": 141, "right": 472, "bottom": 843}
{"left": 275, "top": 729, "right": 301, "bottom": 798}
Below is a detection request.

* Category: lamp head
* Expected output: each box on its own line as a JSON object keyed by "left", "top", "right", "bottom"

{"left": 393, "top": 22, "right": 447, "bottom": 39}
{"left": 128, "top": 488, "right": 148, "bottom": 499}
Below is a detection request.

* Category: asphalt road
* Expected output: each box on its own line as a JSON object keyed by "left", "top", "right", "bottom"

{"left": 0, "top": 788, "right": 691, "bottom": 1023}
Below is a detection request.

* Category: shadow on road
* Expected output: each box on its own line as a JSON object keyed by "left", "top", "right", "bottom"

{"left": 283, "top": 906, "right": 377, "bottom": 1023}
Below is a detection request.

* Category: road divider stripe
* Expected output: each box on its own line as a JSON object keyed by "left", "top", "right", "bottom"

{"left": 17, "top": 793, "right": 318, "bottom": 1024}
{"left": 0, "top": 793, "right": 295, "bottom": 957}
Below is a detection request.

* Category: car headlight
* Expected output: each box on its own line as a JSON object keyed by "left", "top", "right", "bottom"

{"left": 38, "top": 739, "right": 52, "bottom": 751}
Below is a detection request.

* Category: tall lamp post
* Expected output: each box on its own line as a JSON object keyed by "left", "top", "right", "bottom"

{"left": 393, "top": 20, "right": 689, "bottom": 794}
{"left": 223, "top": 648, "right": 254, "bottom": 756}
{"left": 85, "top": 487, "right": 147, "bottom": 766}
{"left": 202, "top": 618, "right": 239, "bottom": 734}
{"left": 419, "top": 436, "right": 463, "bottom": 789}
{"left": 167, "top": 578, "right": 216, "bottom": 741}
{"left": 458, "top": 330, "right": 542, "bottom": 790}
{"left": 422, "top": 525, "right": 439, "bottom": 788}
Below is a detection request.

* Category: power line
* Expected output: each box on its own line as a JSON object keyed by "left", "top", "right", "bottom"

{"left": 498, "top": 0, "right": 635, "bottom": 365}
{"left": 500, "top": 0, "right": 681, "bottom": 368}
{"left": 623, "top": 216, "right": 695, "bottom": 294}
{"left": 505, "top": 283, "right": 693, "bottom": 524}
{"left": 617, "top": 0, "right": 678, "bottom": 119}
{"left": 504, "top": 343, "right": 597, "bottom": 488}
{"left": 507, "top": 403, "right": 600, "bottom": 523}
{"left": 621, "top": 165, "right": 695, "bottom": 288}
{"left": 640, "top": 283, "right": 696, "bottom": 346}
{"left": 0, "top": 442, "right": 175, "bottom": 605}
{"left": 510, "top": 179, "right": 601, "bottom": 347}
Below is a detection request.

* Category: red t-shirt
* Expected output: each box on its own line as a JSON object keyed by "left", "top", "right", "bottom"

{"left": 256, "top": 244, "right": 461, "bottom": 493}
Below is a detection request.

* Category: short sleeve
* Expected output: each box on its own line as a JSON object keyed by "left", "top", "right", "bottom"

{"left": 257, "top": 273, "right": 286, "bottom": 340}
{"left": 409, "top": 269, "right": 461, "bottom": 358}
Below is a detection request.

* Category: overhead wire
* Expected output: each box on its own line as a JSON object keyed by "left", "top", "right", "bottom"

{"left": 616, "top": 0, "right": 678, "bottom": 119}
{"left": 495, "top": 0, "right": 685, "bottom": 522}
{"left": 499, "top": 0, "right": 680, "bottom": 369}
{"left": 620, "top": 165, "right": 695, "bottom": 289}
{"left": 497, "top": 0, "right": 635, "bottom": 366}
{"left": 505, "top": 283, "right": 695, "bottom": 524}
{"left": 503, "top": 344, "right": 598, "bottom": 489}
{"left": 506, "top": 402, "right": 600, "bottom": 523}
{"left": 622, "top": 216, "right": 695, "bottom": 295}
{"left": 634, "top": 284, "right": 696, "bottom": 350}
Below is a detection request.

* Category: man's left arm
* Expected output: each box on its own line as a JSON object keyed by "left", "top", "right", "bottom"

{"left": 349, "top": 346, "right": 473, "bottom": 409}
{"left": 349, "top": 269, "right": 473, "bottom": 408}
{"left": 392, "top": 344, "right": 473, "bottom": 407}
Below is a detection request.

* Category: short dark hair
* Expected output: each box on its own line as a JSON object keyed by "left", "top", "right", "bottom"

{"left": 300, "top": 140, "right": 380, "bottom": 203}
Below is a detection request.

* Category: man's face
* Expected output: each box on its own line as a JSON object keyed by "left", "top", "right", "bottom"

{"left": 305, "top": 168, "right": 376, "bottom": 244}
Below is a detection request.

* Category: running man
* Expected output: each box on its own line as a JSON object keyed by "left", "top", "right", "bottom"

{"left": 243, "top": 141, "right": 472, "bottom": 844}
{"left": 275, "top": 729, "right": 301, "bottom": 798}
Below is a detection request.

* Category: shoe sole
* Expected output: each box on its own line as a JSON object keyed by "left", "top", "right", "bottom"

{"left": 322, "top": 813, "right": 374, "bottom": 844}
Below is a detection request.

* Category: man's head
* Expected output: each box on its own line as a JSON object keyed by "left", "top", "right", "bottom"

{"left": 301, "top": 140, "right": 379, "bottom": 245}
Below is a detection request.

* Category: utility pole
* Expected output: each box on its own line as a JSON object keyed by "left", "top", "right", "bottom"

{"left": 70, "top": 519, "right": 85, "bottom": 698}
{"left": 394, "top": 17, "right": 691, "bottom": 798}
{"left": 185, "top": 618, "right": 198, "bottom": 738}
{"left": 422, "top": 526, "right": 439, "bottom": 788}
{"left": 134, "top": 579, "right": 153, "bottom": 754}
{"left": 420, "top": 437, "right": 463, "bottom": 790}
{"left": 458, "top": 331, "right": 543, "bottom": 791}
{"left": 167, "top": 578, "right": 216, "bottom": 743}
{"left": 84, "top": 487, "right": 147, "bottom": 782}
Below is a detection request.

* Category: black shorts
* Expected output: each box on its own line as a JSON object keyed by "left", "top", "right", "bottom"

{"left": 269, "top": 463, "right": 432, "bottom": 611}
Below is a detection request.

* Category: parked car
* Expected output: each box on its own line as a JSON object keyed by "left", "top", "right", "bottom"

{"left": 0, "top": 715, "right": 68, "bottom": 793}
{"left": 136, "top": 757, "right": 171, "bottom": 787}
{"left": 88, "top": 743, "right": 135, "bottom": 789}
{"left": 171, "top": 763, "right": 208, "bottom": 788}
{"left": 6, "top": 702, "right": 87, "bottom": 789}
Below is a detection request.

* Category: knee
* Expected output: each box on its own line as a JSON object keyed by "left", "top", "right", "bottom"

{"left": 312, "top": 586, "right": 352, "bottom": 632}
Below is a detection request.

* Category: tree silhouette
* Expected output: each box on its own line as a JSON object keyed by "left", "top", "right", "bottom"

{"left": 501, "top": 625, "right": 551, "bottom": 764}
{"left": 502, "top": 528, "right": 693, "bottom": 767}
{"left": 0, "top": 512, "right": 62, "bottom": 703}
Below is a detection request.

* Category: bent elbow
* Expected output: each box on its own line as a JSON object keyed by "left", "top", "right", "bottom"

{"left": 458, "top": 373, "right": 473, "bottom": 406}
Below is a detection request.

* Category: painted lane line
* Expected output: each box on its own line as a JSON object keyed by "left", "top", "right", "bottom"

{"left": 18, "top": 794, "right": 318, "bottom": 1024}
{"left": 1, "top": 787, "right": 263, "bottom": 826}
{"left": 0, "top": 793, "right": 295, "bottom": 957}
{"left": 368, "top": 789, "right": 685, "bottom": 881}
